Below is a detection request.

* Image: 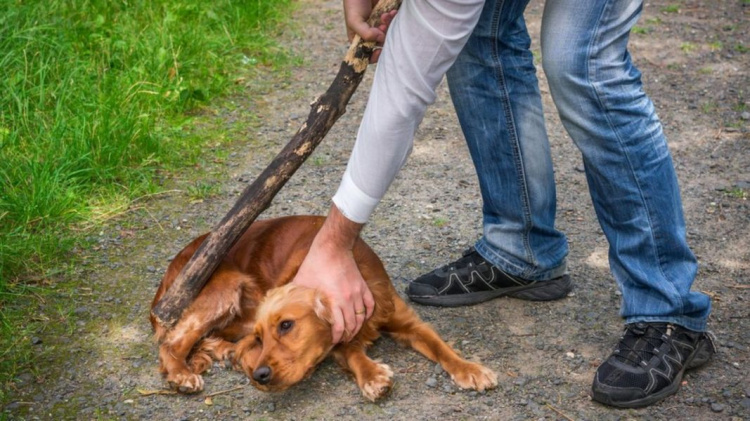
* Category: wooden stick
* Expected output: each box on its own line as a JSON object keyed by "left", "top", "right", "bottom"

{"left": 151, "top": 0, "right": 403, "bottom": 328}
{"left": 546, "top": 404, "right": 576, "bottom": 421}
{"left": 206, "top": 385, "right": 245, "bottom": 398}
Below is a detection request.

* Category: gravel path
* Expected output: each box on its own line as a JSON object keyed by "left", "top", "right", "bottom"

{"left": 4, "top": 0, "right": 749, "bottom": 420}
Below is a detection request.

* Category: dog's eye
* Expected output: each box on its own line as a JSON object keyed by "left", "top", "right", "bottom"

{"left": 278, "top": 320, "right": 294, "bottom": 334}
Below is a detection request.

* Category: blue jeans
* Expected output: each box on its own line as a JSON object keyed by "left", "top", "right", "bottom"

{"left": 446, "top": 0, "right": 710, "bottom": 331}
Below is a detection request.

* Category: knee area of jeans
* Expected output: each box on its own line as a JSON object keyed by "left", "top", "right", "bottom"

{"left": 541, "top": 53, "right": 587, "bottom": 90}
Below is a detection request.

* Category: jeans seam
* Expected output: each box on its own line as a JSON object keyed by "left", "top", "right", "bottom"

{"left": 589, "top": 0, "right": 685, "bottom": 314}
{"left": 490, "top": 0, "right": 536, "bottom": 274}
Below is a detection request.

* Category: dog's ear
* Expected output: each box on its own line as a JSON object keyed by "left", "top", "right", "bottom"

{"left": 313, "top": 291, "right": 333, "bottom": 326}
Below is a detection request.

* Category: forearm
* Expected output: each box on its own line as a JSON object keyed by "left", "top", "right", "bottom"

{"left": 334, "top": 0, "right": 485, "bottom": 223}
{"left": 315, "top": 204, "right": 364, "bottom": 251}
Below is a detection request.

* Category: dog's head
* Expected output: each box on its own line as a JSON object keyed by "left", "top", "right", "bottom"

{"left": 234, "top": 284, "right": 333, "bottom": 392}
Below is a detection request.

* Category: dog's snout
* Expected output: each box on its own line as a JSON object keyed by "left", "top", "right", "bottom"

{"left": 253, "top": 365, "right": 272, "bottom": 385}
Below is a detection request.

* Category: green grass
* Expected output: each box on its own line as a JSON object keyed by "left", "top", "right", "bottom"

{"left": 680, "top": 42, "right": 697, "bottom": 53}
{"left": 0, "top": 0, "right": 292, "bottom": 283}
{"left": 187, "top": 180, "right": 222, "bottom": 202}
{"left": 433, "top": 217, "right": 449, "bottom": 228}
{"left": 725, "top": 187, "right": 747, "bottom": 200}
{"left": 0, "top": 0, "right": 294, "bottom": 401}
{"left": 701, "top": 101, "right": 718, "bottom": 114}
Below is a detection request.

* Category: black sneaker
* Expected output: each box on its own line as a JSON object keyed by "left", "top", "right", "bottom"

{"left": 406, "top": 247, "right": 572, "bottom": 307}
{"left": 592, "top": 322, "right": 717, "bottom": 408}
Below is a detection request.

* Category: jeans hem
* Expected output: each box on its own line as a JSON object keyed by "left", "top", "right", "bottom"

{"left": 474, "top": 239, "right": 568, "bottom": 281}
{"left": 625, "top": 316, "right": 708, "bottom": 333}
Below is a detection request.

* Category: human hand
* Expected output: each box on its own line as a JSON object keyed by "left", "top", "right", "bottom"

{"left": 343, "top": 0, "right": 398, "bottom": 62}
{"left": 292, "top": 205, "right": 375, "bottom": 343}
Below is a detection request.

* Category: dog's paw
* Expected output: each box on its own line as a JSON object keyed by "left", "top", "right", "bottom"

{"left": 449, "top": 361, "right": 498, "bottom": 392}
{"left": 167, "top": 371, "right": 205, "bottom": 394}
{"left": 360, "top": 362, "right": 394, "bottom": 402}
{"left": 188, "top": 352, "right": 213, "bottom": 374}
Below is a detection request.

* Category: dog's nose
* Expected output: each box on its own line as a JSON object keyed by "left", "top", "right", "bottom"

{"left": 252, "top": 365, "right": 272, "bottom": 385}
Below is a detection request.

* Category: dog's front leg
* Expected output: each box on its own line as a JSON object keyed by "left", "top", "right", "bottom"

{"left": 157, "top": 267, "right": 252, "bottom": 393}
{"left": 333, "top": 343, "right": 394, "bottom": 402}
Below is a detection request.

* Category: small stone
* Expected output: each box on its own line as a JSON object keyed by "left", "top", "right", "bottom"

{"left": 265, "top": 402, "right": 275, "bottom": 412}
{"left": 740, "top": 398, "right": 750, "bottom": 410}
{"left": 513, "top": 377, "right": 528, "bottom": 387}
{"left": 710, "top": 403, "right": 725, "bottom": 413}
{"left": 566, "top": 352, "right": 575, "bottom": 359}
{"left": 4, "top": 402, "right": 20, "bottom": 411}
{"left": 31, "top": 337, "right": 42, "bottom": 345}
{"left": 741, "top": 111, "right": 750, "bottom": 120}
{"left": 433, "top": 364, "right": 444, "bottom": 375}
{"left": 147, "top": 266, "right": 156, "bottom": 273}
{"left": 425, "top": 377, "right": 438, "bottom": 388}
{"left": 574, "top": 165, "right": 585, "bottom": 173}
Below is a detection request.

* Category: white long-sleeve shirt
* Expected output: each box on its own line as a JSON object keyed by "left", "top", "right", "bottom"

{"left": 332, "top": 0, "right": 485, "bottom": 223}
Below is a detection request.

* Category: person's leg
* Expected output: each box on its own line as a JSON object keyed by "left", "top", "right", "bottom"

{"left": 448, "top": 0, "right": 568, "bottom": 281}
{"left": 406, "top": 0, "right": 572, "bottom": 307}
{"left": 541, "top": 0, "right": 713, "bottom": 408}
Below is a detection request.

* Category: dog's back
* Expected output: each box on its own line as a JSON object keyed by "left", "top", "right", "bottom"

{"left": 150, "top": 216, "right": 395, "bottom": 335}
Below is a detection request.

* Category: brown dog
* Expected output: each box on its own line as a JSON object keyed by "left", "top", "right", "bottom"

{"left": 150, "top": 216, "right": 497, "bottom": 400}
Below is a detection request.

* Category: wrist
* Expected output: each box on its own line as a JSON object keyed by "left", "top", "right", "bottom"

{"left": 315, "top": 203, "right": 363, "bottom": 251}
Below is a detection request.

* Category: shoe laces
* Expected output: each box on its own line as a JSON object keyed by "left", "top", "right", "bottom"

{"left": 439, "top": 247, "right": 485, "bottom": 272}
{"left": 613, "top": 323, "right": 673, "bottom": 367}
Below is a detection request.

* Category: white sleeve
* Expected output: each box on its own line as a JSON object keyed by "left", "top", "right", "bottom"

{"left": 332, "top": 0, "right": 485, "bottom": 223}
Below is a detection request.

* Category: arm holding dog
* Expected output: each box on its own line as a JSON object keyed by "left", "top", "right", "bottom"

{"left": 296, "top": 0, "right": 484, "bottom": 341}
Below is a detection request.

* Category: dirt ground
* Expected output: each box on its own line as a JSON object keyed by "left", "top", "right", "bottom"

{"left": 4, "top": 0, "right": 749, "bottom": 419}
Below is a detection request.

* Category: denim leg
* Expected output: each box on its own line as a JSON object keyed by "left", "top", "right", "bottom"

{"left": 541, "top": 0, "right": 710, "bottom": 330}
{"left": 447, "top": 0, "right": 569, "bottom": 281}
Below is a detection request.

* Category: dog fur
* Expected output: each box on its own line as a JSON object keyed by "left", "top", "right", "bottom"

{"left": 150, "top": 216, "right": 497, "bottom": 400}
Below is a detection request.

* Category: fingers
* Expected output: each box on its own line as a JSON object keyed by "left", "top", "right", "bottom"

{"left": 331, "top": 307, "right": 346, "bottom": 344}
{"left": 379, "top": 10, "right": 397, "bottom": 30}
{"left": 351, "top": 22, "right": 385, "bottom": 43}
{"left": 363, "top": 286, "right": 375, "bottom": 320}
{"left": 342, "top": 302, "right": 359, "bottom": 342}
{"left": 342, "top": 296, "right": 368, "bottom": 343}
{"left": 336, "top": 285, "right": 373, "bottom": 343}
{"left": 368, "top": 10, "right": 396, "bottom": 63}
